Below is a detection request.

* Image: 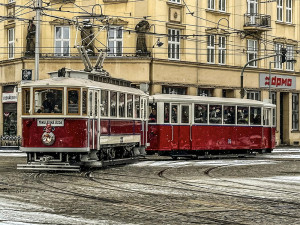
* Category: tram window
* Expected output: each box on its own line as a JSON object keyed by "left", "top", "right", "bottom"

{"left": 181, "top": 106, "right": 189, "bottom": 124}
{"left": 223, "top": 106, "right": 235, "bottom": 124}
{"left": 89, "top": 92, "right": 93, "bottom": 116}
{"left": 22, "top": 89, "right": 30, "bottom": 114}
{"left": 101, "top": 90, "right": 108, "bottom": 117}
{"left": 237, "top": 106, "right": 249, "bottom": 125}
{"left": 149, "top": 103, "right": 157, "bottom": 123}
{"left": 34, "top": 88, "right": 63, "bottom": 114}
{"left": 164, "top": 103, "right": 170, "bottom": 123}
{"left": 209, "top": 105, "right": 222, "bottom": 124}
{"left": 119, "top": 93, "right": 125, "bottom": 118}
{"left": 82, "top": 90, "right": 87, "bottom": 115}
{"left": 194, "top": 104, "right": 207, "bottom": 123}
{"left": 67, "top": 89, "right": 79, "bottom": 114}
{"left": 171, "top": 105, "right": 178, "bottom": 123}
{"left": 135, "top": 95, "right": 140, "bottom": 118}
{"left": 95, "top": 92, "right": 98, "bottom": 117}
{"left": 127, "top": 94, "right": 133, "bottom": 118}
{"left": 263, "top": 109, "right": 271, "bottom": 126}
{"left": 110, "top": 91, "right": 117, "bottom": 117}
{"left": 250, "top": 107, "right": 261, "bottom": 125}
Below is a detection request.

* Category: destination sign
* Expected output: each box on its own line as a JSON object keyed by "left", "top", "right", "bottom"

{"left": 37, "top": 119, "right": 64, "bottom": 127}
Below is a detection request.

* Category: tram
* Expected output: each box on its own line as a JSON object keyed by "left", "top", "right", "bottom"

{"left": 147, "top": 94, "right": 276, "bottom": 158}
{"left": 18, "top": 69, "right": 148, "bottom": 171}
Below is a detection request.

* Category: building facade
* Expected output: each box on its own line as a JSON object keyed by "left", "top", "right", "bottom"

{"left": 0, "top": 0, "right": 300, "bottom": 146}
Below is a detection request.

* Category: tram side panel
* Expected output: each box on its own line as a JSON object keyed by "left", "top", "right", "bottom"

{"left": 22, "top": 118, "right": 88, "bottom": 148}
{"left": 263, "top": 127, "right": 276, "bottom": 150}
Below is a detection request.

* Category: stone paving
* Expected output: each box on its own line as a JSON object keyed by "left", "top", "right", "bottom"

{"left": 0, "top": 151, "right": 299, "bottom": 224}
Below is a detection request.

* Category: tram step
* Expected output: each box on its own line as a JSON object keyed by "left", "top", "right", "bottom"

{"left": 17, "top": 163, "right": 80, "bottom": 172}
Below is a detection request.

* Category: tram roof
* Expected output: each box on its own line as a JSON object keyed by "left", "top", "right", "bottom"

{"left": 21, "top": 77, "right": 147, "bottom": 96}
{"left": 150, "top": 94, "right": 276, "bottom": 107}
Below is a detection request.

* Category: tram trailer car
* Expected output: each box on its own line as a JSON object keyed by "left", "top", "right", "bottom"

{"left": 147, "top": 94, "right": 276, "bottom": 159}
{"left": 18, "top": 72, "right": 148, "bottom": 171}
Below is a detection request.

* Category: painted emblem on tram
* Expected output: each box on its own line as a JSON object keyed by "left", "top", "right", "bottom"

{"left": 41, "top": 123, "right": 55, "bottom": 146}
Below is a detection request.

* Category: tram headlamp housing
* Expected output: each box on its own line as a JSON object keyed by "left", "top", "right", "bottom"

{"left": 41, "top": 132, "right": 55, "bottom": 146}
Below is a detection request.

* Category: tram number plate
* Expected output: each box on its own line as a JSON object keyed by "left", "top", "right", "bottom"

{"left": 37, "top": 119, "right": 64, "bottom": 127}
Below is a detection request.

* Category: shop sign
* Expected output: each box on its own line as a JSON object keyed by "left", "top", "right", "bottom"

{"left": 37, "top": 119, "right": 64, "bottom": 127}
{"left": 2, "top": 92, "right": 18, "bottom": 103}
{"left": 259, "top": 73, "right": 296, "bottom": 89}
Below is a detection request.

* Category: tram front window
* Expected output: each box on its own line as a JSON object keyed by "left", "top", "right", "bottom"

{"left": 34, "top": 89, "right": 63, "bottom": 114}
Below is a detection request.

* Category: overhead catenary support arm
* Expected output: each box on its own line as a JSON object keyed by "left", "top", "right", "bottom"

{"left": 240, "top": 53, "right": 278, "bottom": 98}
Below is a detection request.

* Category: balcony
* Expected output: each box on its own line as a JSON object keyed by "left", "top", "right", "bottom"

{"left": 244, "top": 14, "right": 271, "bottom": 31}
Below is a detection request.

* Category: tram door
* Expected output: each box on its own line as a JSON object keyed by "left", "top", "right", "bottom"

{"left": 171, "top": 104, "right": 192, "bottom": 150}
{"left": 88, "top": 89, "right": 100, "bottom": 150}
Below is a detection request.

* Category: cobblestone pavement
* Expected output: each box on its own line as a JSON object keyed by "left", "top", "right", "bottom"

{"left": 0, "top": 150, "right": 299, "bottom": 225}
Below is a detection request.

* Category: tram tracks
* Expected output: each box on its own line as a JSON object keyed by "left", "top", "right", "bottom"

{"left": 34, "top": 172, "right": 240, "bottom": 225}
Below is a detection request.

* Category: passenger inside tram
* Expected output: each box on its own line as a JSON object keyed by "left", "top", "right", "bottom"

{"left": 149, "top": 108, "right": 157, "bottom": 123}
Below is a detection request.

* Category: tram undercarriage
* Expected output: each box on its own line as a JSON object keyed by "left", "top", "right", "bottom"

{"left": 17, "top": 143, "right": 146, "bottom": 172}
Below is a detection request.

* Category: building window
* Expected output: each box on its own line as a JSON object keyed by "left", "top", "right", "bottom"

{"left": 207, "top": 35, "right": 215, "bottom": 63}
{"left": 286, "top": 45, "right": 294, "bottom": 71}
{"left": 218, "top": 36, "right": 226, "bottom": 64}
{"left": 274, "top": 43, "right": 283, "bottom": 69}
{"left": 219, "top": 0, "right": 226, "bottom": 12}
{"left": 198, "top": 88, "right": 213, "bottom": 97}
{"left": 286, "top": 0, "right": 292, "bottom": 23}
{"left": 277, "top": 0, "right": 283, "bottom": 22}
{"left": 162, "top": 86, "right": 187, "bottom": 95}
{"left": 168, "top": 29, "right": 180, "bottom": 60}
{"left": 8, "top": 28, "right": 14, "bottom": 59}
{"left": 247, "top": 91, "right": 260, "bottom": 101}
{"left": 292, "top": 93, "right": 299, "bottom": 130}
{"left": 169, "top": 0, "right": 181, "bottom": 3}
{"left": 247, "top": 39, "right": 257, "bottom": 67}
{"left": 108, "top": 26, "right": 123, "bottom": 57}
{"left": 54, "top": 26, "right": 70, "bottom": 56}
{"left": 208, "top": 0, "right": 215, "bottom": 10}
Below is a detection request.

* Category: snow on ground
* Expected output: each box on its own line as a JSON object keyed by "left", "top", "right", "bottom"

{"left": 0, "top": 197, "right": 134, "bottom": 225}
{"left": 255, "top": 176, "right": 300, "bottom": 184}
{"left": 132, "top": 159, "right": 278, "bottom": 168}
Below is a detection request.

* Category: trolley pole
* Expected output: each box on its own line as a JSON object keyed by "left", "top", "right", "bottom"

{"left": 35, "top": 0, "right": 42, "bottom": 81}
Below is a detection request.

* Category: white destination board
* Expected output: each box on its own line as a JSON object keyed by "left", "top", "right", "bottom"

{"left": 37, "top": 119, "right": 64, "bottom": 127}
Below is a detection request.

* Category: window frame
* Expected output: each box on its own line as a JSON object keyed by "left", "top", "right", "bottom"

{"left": 274, "top": 43, "right": 283, "bottom": 70}
{"left": 247, "top": 39, "right": 258, "bottom": 67}
{"left": 207, "top": 34, "right": 215, "bottom": 63}
{"left": 33, "top": 87, "right": 64, "bottom": 115}
{"left": 54, "top": 26, "right": 70, "bottom": 57}
{"left": 277, "top": 0, "right": 283, "bottom": 22}
{"left": 107, "top": 26, "right": 123, "bottom": 57}
{"left": 67, "top": 88, "right": 81, "bottom": 115}
{"left": 208, "top": 0, "right": 215, "bottom": 10}
{"left": 169, "top": 0, "right": 181, "bottom": 3}
{"left": 218, "top": 35, "right": 226, "bottom": 65}
{"left": 22, "top": 88, "right": 30, "bottom": 115}
{"left": 286, "top": 0, "right": 292, "bottom": 23}
{"left": 8, "top": 28, "right": 14, "bottom": 59}
{"left": 219, "top": 0, "right": 226, "bottom": 12}
{"left": 286, "top": 45, "right": 294, "bottom": 71}
{"left": 168, "top": 28, "right": 180, "bottom": 60}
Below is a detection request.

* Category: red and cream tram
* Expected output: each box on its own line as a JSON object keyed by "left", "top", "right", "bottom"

{"left": 147, "top": 94, "right": 276, "bottom": 158}
{"left": 18, "top": 69, "right": 148, "bottom": 171}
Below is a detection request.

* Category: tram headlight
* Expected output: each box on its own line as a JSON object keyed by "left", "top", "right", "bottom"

{"left": 41, "top": 132, "right": 55, "bottom": 146}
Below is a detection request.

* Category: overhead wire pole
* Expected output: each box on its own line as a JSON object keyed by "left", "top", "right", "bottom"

{"left": 35, "top": 0, "right": 42, "bottom": 81}
{"left": 240, "top": 53, "right": 279, "bottom": 99}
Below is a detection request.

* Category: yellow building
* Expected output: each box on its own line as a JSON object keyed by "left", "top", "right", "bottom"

{"left": 0, "top": 0, "right": 300, "bottom": 147}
